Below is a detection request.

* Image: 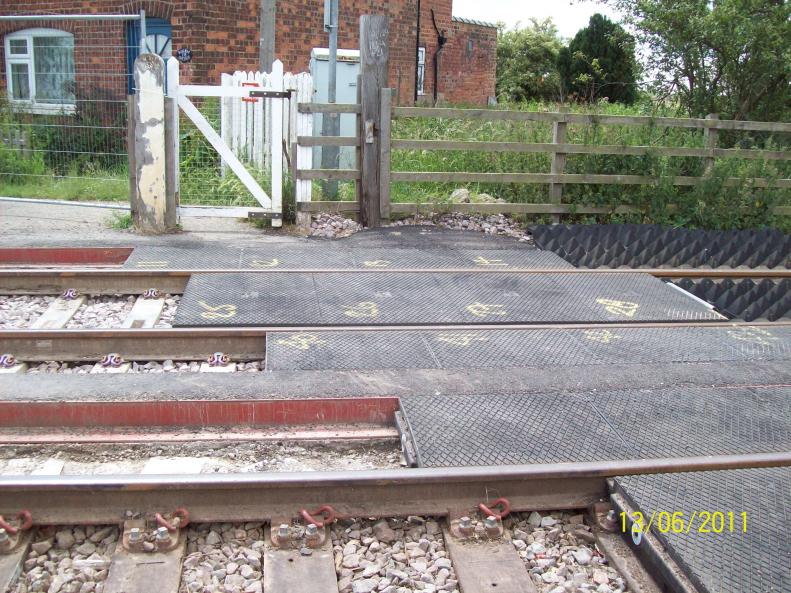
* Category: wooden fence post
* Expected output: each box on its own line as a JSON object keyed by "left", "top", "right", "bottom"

{"left": 549, "top": 109, "right": 567, "bottom": 224}
{"left": 270, "top": 59, "right": 284, "bottom": 227}
{"left": 704, "top": 113, "right": 719, "bottom": 176}
{"left": 164, "top": 57, "right": 180, "bottom": 230}
{"left": 359, "top": 15, "right": 389, "bottom": 227}
{"left": 132, "top": 54, "right": 170, "bottom": 234}
{"left": 379, "top": 88, "right": 392, "bottom": 220}
{"left": 127, "top": 94, "right": 137, "bottom": 220}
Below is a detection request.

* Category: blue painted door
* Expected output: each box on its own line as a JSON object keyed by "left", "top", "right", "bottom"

{"left": 126, "top": 18, "right": 173, "bottom": 93}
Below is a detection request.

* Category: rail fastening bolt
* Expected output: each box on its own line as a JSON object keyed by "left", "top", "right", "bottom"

{"left": 484, "top": 515, "right": 500, "bottom": 538}
{"left": 305, "top": 523, "right": 320, "bottom": 544}
{"left": 458, "top": 516, "right": 474, "bottom": 537}
{"left": 128, "top": 527, "right": 142, "bottom": 545}
{"left": 278, "top": 524, "right": 291, "bottom": 542}
{"left": 0, "top": 528, "right": 10, "bottom": 551}
{"left": 155, "top": 527, "right": 171, "bottom": 544}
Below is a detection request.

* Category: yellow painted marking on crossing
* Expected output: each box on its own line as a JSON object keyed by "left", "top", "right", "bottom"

{"left": 135, "top": 261, "right": 168, "bottom": 268}
{"left": 473, "top": 255, "right": 508, "bottom": 267}
{"left": 250, "top": 259, "right": 280, "bottom": 268}
{"left": 197, "top": 300, "right": 237, "bottom": 319}
{"left": 465, "top": 302, "right": 507, "bottom": 318}
{"left": 363, "top": 260, "right": 391, "bottom": 268}
{"left": 583, "top": 329, "right": 622, "bottom": 344}
{"left": 343, "top": 301, "right": 379, "bottom": 318}
{"left": 596, "top": 298, "right": 640, "bottom": 317}
{"left": 436, "top": 333, "right": 490, "bottom": 347}
{"left": 275, "top": 333, "right": 327, "bottom": 351}
{"left": 727, "top": 326, "right": 778, "bottom": 347}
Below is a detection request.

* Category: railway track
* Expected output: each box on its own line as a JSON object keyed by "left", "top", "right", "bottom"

{"left": 1, "top": 450, "right": 789, "bottom": 593}
{"left": 2, "top": 250, "right": 790, "bottom": 593}
{"left": 2, "top": 265, "right": 789, "bottom": 369}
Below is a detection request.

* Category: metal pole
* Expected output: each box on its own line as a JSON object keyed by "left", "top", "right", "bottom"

{"left": 320, "top": 0, "right": 340, "bottom": 198}
{"left": 139, "top": 9, "right": 147, "bottom": 54}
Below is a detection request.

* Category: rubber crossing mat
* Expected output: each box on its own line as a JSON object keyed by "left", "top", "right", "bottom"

{"left": 612, "top": 467, "right": 791, "bottom": 593}
{"left": 530, "top": 224, "right": 791, "bottom": 268}
{"left": 266, "top": 325, "right": 791, "bottom": 370}
{"left": 173, "top": 271, "right": 722, "bottom": 327}
{"left": 398, "top": 386, "right": 791, "bottom": 467}
{"left": 673, "top": 278, "right": 791, "bottom": 321}
{"left": 122, "top": 245, "right": 570, "bottom": 270}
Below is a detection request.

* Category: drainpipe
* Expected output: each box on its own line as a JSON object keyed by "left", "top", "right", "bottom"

{"left": 414, "top": 0, "right": 421, "bottom": 103}
{"left": 430, "top": 9, "right": 446, "bottom": 106}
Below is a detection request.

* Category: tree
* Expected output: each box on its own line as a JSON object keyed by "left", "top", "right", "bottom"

{"left": 496, "top": 19, "right": 564, "bottom": 103}
{"left": 595, "top": 0, "right": 791, "bottom": 120}
{"left": 557, "top": 13, "right": 639, "bottom": 104}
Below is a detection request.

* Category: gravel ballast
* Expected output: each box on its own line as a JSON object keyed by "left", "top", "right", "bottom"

{"left": 331, "top": 516, "right": 458, "bottom": 593}
{"left": 509, "top": 511, "right": 628, "bottom": 593}
{"left": 0, "top": 440, "right": 402, "bottom": 476}
{"left": 180, "top": 523, "right": 265, "bottom": 593}
{"left": 0, "top": 295, "right": 55, "bottom": 328}
{"left": 309, "top": 213, "right": 533, "bottom": 244}
{"left": 65, "top": 296, "right": 136, "bottom": 329}
{"left": 12, "top": 526, "right": 118, "bottom": 593}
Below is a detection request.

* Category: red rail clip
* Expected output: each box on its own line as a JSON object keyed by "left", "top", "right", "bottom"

{"left": 156, "top": 507, "right": 190, "bottom": 532}
{"left": 479, "top": 498, "right": 511, "bottom": 519}
{"left": 300, "top": 505, "right": 336, "bottom": 527}
{"left": 0, "top": 510, "right": 33, "bottom": 535}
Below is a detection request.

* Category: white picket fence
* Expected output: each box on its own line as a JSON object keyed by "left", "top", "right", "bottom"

{"left": 220, "top": 69, "right": 313, "bottom": 202}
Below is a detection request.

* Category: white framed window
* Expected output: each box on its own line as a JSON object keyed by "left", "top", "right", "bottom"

{"left": 417, "top": 47, "right": 426, "bottom": 95}
{"left": 4, "top": 28, "right": 76, "bottom": 114}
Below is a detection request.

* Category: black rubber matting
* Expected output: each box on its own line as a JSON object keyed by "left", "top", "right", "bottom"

{"left": 174, "top": 271, "right": 722, "bottom": 327}
{"left": 530, "top": 224, "right": 791, "bottom": 268}
{"left": 266, "top": 325, "right": 791, "bottom": 370}
{"left": 673, "top": 278, "right": 791, "bottom": 321}
{"left": 613, "top": 467, "right": 791, "bottom": 593}
{"left": 399, "top": 386, "right": 791, "bottom": 467}
{"left": 123, "top": 243, "right": 569, "bottom": 271}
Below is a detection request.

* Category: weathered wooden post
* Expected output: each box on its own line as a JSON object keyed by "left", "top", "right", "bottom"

{"left": 131, "top": 54, "right": 171, "bottom": 233}
{"left": 359, "top": 15, "right": 389, "bottom": 227}
{"left": 379, "top": 88, "right": 392, "bottom": 220}
{"left": 703, "top": 113, "right": 719, "bottom": 176}
{"left": 548, "top": 108, "right": 567, "bottom": 224}
{"left": 164, "top": 57, "right": 180, "bottom": 230}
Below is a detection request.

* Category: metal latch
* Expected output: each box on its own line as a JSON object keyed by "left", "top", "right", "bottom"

{"left": 248, "top": 90, "right": 292, "bottom": 99}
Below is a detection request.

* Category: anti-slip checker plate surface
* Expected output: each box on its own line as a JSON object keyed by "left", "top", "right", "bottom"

{"left": 174, "top": 271, "right": 723, "bottom": 326}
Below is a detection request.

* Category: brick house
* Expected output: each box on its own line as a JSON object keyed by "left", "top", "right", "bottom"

{"left": 0, "top": 0, "right": 497, "bottom": 110}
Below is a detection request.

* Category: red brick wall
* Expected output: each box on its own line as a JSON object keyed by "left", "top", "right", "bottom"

{"left": 0, "top": 0, "right": 496, "bottom": 105}
{"left": 438, "top": 19, "right": 496, "bottom": 105}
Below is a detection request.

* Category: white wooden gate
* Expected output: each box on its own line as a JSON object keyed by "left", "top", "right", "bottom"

{"left": 166, "top": 57, "right": 286, "bottom": 226}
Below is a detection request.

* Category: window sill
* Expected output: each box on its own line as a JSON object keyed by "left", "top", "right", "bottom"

{"left": 9, "top": 101, "right": 76, "bottom": 116}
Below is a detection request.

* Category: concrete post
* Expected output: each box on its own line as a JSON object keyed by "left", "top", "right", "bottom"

{"left": 132, "top": 54, "right": 170, "bottom": 234}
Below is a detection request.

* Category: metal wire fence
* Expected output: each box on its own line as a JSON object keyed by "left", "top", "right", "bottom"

{"left": 177, "top": 97, "right": 264, "bottom": 208}
{"left": 0, "top": 15, "right": 137, "bottom": 202}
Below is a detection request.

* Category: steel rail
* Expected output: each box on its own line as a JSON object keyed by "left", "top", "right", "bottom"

{"left": 1, "top": 267, "right": 789, "bottom": 295}
{"left": 2, "top": 321, "right": 790, "bottom": 362}
{"left": 1, "top": 451, "right": 789, "bottom": 524}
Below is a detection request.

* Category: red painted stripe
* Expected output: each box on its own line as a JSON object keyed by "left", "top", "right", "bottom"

{"left": 0, "top": 247, "right": 133, "bottom": 266}
{"left": 0, "top": 398, "right": 399, "bottom": 428}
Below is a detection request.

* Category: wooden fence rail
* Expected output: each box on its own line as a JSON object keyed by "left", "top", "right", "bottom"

{"left": 292, "top": 16, "right": 790, "bottom": 226}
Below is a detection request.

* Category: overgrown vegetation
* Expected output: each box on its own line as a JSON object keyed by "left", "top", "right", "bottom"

{"left": 389, "top": 99, "right": 791, "bottom": 231}
{"left": 107, "top": 211, "right": 133, "bottom": 229}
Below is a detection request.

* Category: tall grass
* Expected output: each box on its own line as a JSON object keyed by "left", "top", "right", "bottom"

{"left": 390, "top": 100, "right": 791, "bottom": 230}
